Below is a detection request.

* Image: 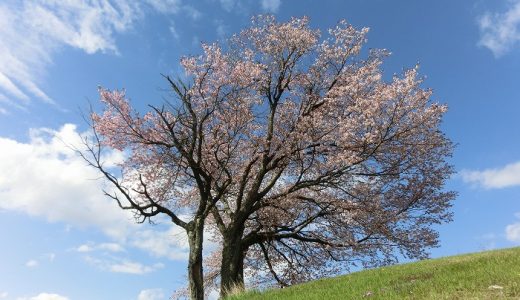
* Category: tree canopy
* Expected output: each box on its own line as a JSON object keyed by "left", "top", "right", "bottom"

{"left": 85, "top": 15, "right": 455, "bottom": 299}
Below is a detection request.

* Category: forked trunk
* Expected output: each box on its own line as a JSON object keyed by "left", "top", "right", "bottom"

{"left": 187, "top": 220, "right": 205, "bottom": 300}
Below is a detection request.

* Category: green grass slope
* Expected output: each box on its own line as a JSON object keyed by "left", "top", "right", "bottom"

{"left": 228, "top": 247, "right": 520, "bottom": 299}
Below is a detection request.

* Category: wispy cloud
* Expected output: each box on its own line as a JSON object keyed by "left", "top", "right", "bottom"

{"left": 261, "top": 0, "right": 281, "bottom": 13}
{"left": 477, "top": 0, "right": 520, "bottom": 57}
{"left": 0, "top": 292, "right": 7, "bottom": 299}
{"left": 215, "top": 20, "right": 229, "bottom": 38}
{"left": 144, "top": 0, "right": 181, "bottom": 13}
{"left": 0, "top": 1, "right": 137, "bottom": 109}
{"left": 461, "top": 161, "right": 520, "bottom": 189}
{"left": 169, "top": 22, "right": 180, "bottom": 40}
{"left": 218, "top": 0, "right": 237, "bottom": 12}
{"left": 183, "top": 5, "right": 202, "bottom": 20}
{"left": 0, "top": 0, "right": 191, "bottom": 113}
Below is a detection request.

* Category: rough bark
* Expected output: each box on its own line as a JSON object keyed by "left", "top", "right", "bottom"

{"left": 219, "top": 224, "right": 246, "bottom": 298}
{"left": 187, "top": 219, "right": 205, "bottom": 300}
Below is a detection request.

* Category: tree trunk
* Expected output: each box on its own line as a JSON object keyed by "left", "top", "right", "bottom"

{"left": 220, "top": 225, "right": 246, "bottom": 298}
{"left": 187, "top": 219, "right": 205, "bottom": 300}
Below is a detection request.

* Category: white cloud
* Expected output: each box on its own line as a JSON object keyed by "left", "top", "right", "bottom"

{"left": 131, "top": 226, "right": 189, "bottom": 260}
{"left": 76, "top": 242, "right": 125, "bottom": 253}
{"left": 261, "top": 0, "right": 281, "bottom": 13}
{"left": 0, "top": 123, "right": 134, "bottom": 240}
{"left": 461, "top": 161, "right": 520, "bottom": 189}
{"left": 478, "top": 0, "right": 520, "bottom": 57}
{"left": 0, "top": 124, "right": 192, "bottom": 263}
{"left": 85, "top": 256, "right": 164, "bottom": 274}
{"left": 77, "top": 245, "right": 92, "bottom": 252}
{"left": 25, "top": 253, "right": 56, "bottom": 267}
{"left": 505, "top": 213, "right": 520, "bottom": 243}
{"left": 137, "top": 289, "right": 165, "bottom": 300}
{"left": 111, "top": 261, "right": 164, "bottom": 274}
{"left": 0, "top": 292, "right": 7, "bottom": 299}
{"left": 506, "top": 222, "right": 520, "bottom": 242}
{"left": 25, "top": 259, "right": 39, "bottom": 268}
{"left": 0, "top": 0, "right": 189, "bottom": 112}
{"left": 0, "top": 123, "right": 226, "bottom": 284}
{"left": 17, "top": 293, "right": 68, "bottom": 300}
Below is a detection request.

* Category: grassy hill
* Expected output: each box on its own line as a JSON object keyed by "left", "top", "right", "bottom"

{"left": 228, "top": 247, "right": 520, "bottom": 299}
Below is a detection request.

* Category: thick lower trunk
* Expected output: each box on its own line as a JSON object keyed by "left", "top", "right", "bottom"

{"left": 219, "top": 226, "right": 246, "bottom": 298}
{"left": 187, "top": 220, "right": 204, "bottom": 300}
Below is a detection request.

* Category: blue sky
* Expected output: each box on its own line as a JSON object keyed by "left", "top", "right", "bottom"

{"left": 1, "top": 0, "right": 520, "bottom": 299}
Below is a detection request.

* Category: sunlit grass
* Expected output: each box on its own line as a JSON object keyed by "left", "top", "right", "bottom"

{"left": 228, "top": 247, "right": 520, "bottom": 299}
